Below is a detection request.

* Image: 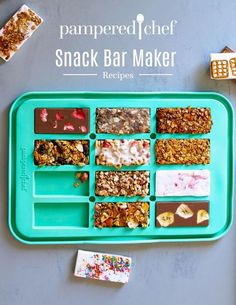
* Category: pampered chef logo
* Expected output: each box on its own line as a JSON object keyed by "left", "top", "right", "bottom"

{"left": 60, "top": 14, "right": 177, "bottom": 40}
{"left": 57, "top": 14, "right": 178, "bottom": 80}
{"left": 20, "top": 147, "right": 30, "bottom": 192}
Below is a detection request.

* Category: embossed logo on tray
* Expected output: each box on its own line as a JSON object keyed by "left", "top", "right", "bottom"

{"left": 20, "top": 147, "right": 30, "bottom": 192}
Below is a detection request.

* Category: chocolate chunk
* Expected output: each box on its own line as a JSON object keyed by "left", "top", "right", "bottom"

{"left": 156, "top": 201, "right": 209, "bottom": 227}
{"left": 35, "top": 108, "right": 90, "bottom": 134}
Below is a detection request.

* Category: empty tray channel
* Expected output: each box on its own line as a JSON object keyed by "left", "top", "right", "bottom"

{"left": 34, "top": 202, "right": 89, "bottom": 227}
{"left": 34, "top": 171, "right": 89, "bottom": 196}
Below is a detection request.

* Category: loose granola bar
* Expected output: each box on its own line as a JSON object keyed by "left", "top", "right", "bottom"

{"left": 95, "top": 139, "right": 150, "bottom": 167}
{"left": 96, "top": 108, "right": 150, "bottom": 134}
{"left": 34, "top": 140, "right": 89, "bottom": 166}
{"left": 95, "top": 202, "right": 150, "bottom": 228}
{"left": 156, "top": 107, "right": 212, "bottom": 134}
{"left": 155, "top": 139, "right": 210, "bottom": 165}
{"left": 0, "top": 5, "right": 43, "bottom": 61}
{"left": 95, "top": 171, "right": 150, "bottom": 197}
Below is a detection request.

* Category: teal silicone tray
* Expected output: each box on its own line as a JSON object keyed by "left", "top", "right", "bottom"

{"left": 8, "top": 92, "right": 234, "bottom": 244}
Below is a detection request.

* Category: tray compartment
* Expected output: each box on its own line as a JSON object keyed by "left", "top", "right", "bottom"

{"left": 34, "top": 171, "right": 89, "bottom": 196}
{"left": 34, "top": 202, "right": 89, "bottom": 227}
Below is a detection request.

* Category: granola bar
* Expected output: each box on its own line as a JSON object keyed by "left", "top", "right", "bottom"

{"left": 95, "top": 139, "right": 150, "bottom": 167}
{"left": 34, "top": 140, "right": 89, "bottom": 166}
{"left": 95, "top": 202, "right": 149, "bottom": 228}
{"left": 0, "top": 5, "right": 43, "bottom": 61}
{"left": 95, "top": 171, "right": 150, "bottom": 197}
{"left": 96, "top": 108, "right": 150, "bottom": 134}
{"left": 156, "top": 107, "right": 212, "bottom": 134}
{"left": 155, "top": 139, "right": 210, "bottom": 165}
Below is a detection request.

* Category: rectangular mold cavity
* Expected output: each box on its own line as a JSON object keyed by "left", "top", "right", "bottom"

{"left": 34, "top": 202, "right": 89, "bottom": 227}
{"left": 34, "top": 171, "right": 89, "bottom": 196}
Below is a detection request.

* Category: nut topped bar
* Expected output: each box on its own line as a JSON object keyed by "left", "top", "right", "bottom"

{"left": 0, "top": 5, "right": 43, "bottom": 61}
{"left": 95, "top": 171, "right": 150, "bottom": 197}
{"left": 96, "top": 139, "right": 150, "bottom": 167}
{"left": 96, "top": 108, "right": 150, "bottom": 134}
{"left": 156, "top": 107, "right": 212, "bottom": 134}
{"left": 155, "top": 139, "right": 210, "bottom": 165}
{"left": 95, "top": 202, "right": 150, "bottom": 228}
{"left": 34, "top": 140, "right": 89, "bottom": 166}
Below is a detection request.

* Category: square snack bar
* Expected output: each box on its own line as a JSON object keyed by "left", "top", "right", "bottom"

{"left": 96, "top": 108, "right": 150, "bottom": 134}
{"left": 34, "top": 140, "right": 89, "bottom": 166}
{"left": 95, "top": 202, "right": 150, "bottom": 228}
{"left": 95, "top": 171, "right": 150, "bottom": 197}
{"left": 211, "top": 52, "right": 236, "bottom": 79}
{"left": 156, "top": 170, "right": 210, "bottom": 197}
{"left": 35, "top": 108, "right": 90, "bottom": 134}
{"left": 0, "top": 5, "right": 43, "bottom": 61}
{"left": 155, "top": 139, "right": 210, "bottom": 165}
{"left": 74, "top": 250, "right": 131, "bottom": 284}
{"left": 156, "top": 201, "right": 209, "bottom": 227}
{"left": 156, "top": 107, "right": 212, "bottom": 134}
{"left": 95, "top": 139, "right": 150, "bottom": 167}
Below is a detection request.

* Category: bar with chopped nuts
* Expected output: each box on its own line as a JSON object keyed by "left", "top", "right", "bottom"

{"left": 156, "top": 201, "right": 209, "bottom": 227}
{"left": 95, "top": 171, "right": 150, "bottom": 197}
{"left": 95, "top": 202, "right": 150, "bottom": 228}
{"left": 34, "top": 140, "right": 89, "bottom": 166}
{"left": 35, "top": 108, "right": 90, "bottom": 134}
{"left": 0, "top": 5, "right": 43, "bottom": 61}
{"left": 96, "top": 108, "right": 150, "bottom": 134}
{"left": 155, "top": 139, "right": 210, "bottom": 165}
{"left": 95, "top": 139, "right": 150, "bottom": 167}
{"left": 156, "top": 107, "right": 212, "bottom": 134}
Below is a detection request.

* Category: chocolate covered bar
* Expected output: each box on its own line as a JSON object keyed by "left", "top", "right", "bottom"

{"left": 95, "top": 171, "right": 150, "bottom": 197}
{"left": 210, "top": 52, "right": 236, "bottom": 79}
{"left": 155, "top": 139, "right": 210, "bottom": 165}
{"left": 96, "top": 108, "right": 150, "bottom": 134}
{"left": 156, "top": 170, "right": 210, "bottom": 197}
{"left": 35, "top": 108, "right": 90, "bottom": 134}
{"left": 95, "top": 139, "right": 150, "bottom": 167}
{"left": 156, "top": 201, "right": 209, "bottom": 227}
{"left": 95, "top": 202, "right": 149, "bottom": 228}
{"left": 34, "top": 140, "right": 89, "bottom": 166}
{"left": 74, "top": 250, "right": 131, "bottom": 283}
{"left": 0, "top": 5, "right": 43, "bottom": 61}
{"left": 156, "top": 107, "right": 212, "bottom": 134}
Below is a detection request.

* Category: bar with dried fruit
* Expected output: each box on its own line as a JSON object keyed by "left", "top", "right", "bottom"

{"left": 96, "top": 108, "right": 150, "bottom": 134}
{"left": 156, "top": 107, "right": 212, "bottom": 134}
{"left": 95, "top": 202, "right": 149, "bottom": 228}
{"left": 95, "top": 139, "right": 150, "bottom": 167}
{"left": 155, "top": 139, "right": 210, "bottom": 165}
{"left": 34, "top": 140, "right": 89, "bottom": 166}
{"left": 95, "top": 171, "right": 150, "bottom": 197}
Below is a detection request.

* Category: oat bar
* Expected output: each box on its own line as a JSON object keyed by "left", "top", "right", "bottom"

{"left": 95, "top": 139, "right": 150, "bottom": 167}
{"left": 156, "top": 107, "right": 212, "bottom": 134}
{"left": 34, "top": 140, "right": 89, "bottom": 166}
{"left": 95, "top": 171, "right": 150, "bottom": 197}
{"left": 96, "top": 108, "right": 150, "bottom": 134}
{"left": 155, "top": 139, "right": 210, "bottom": 165}
{"left": 95, "top": 202, "right": 149, "bottom": 228}
{"left": 0, "top": 5, "right": 43, "bottom": 61}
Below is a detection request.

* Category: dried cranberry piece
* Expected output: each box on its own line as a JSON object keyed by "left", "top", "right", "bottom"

{"left": 38, "top": 144, "right": 46, "bottom": 155}
{"left": 55, "top": 112, "right": 64, "bottom": 121}
{"left": 72, "top": 109, "right": 85, "bottom": 120}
